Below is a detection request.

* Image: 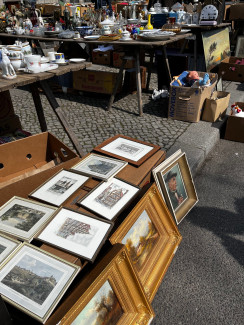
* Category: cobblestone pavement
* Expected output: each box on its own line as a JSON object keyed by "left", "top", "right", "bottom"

{"left": 10, "top": 72, "right": 190, "bottom": 154}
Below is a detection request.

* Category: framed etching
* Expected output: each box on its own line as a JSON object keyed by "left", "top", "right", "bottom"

{"left": 93, "top": 134, "right": 161, "bottom": 167}
{"left": 109, "top": 183, "right": 182, "bottom": 302}
{"left": 77, "top": 178, "right": 140, "bottom": 221}
{"left": 36, "top": 207, "right": 113, "bottom": 263}
{"left": 0, "top": 234, "right": 20, "bottom": 264}
{"left": 29, "top": 170, "right": 89, "bottom": 207}
{"left": 0, "top": 196, "right": 57, "bottom": 242}
{"left": 152, "top": 149, "right": 198, "bottom": 224}
{"left": 0, "top": 242, "right": 80, "bottom": 323}
{"left": 70, "top": 153, "right": 128, "bottom": 181}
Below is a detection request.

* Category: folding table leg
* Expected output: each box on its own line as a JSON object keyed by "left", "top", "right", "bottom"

{"left": 135, "top": 51, "right": 143, "bottom": 116}
{"left": 30, "top": 83, "right": 48, "bottom": 132}
{"left": 146, "top": 50, "right": 154, "bottom": 92}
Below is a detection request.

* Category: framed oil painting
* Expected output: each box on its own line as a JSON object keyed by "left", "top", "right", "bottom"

{"left": 0, "top": 242, "right": 80, "bottom": 324}
{"left": 36, "top": 208, "right": 113, "bottom": 263}
{"left": 152, "top": 149, "right": 198, "bottom": 224}
{"left": 70, "top": 153, "right": 128, "bottom": 181}
{"left": 78, "top": 178, "right": 140, "bottom": 221}
{"left": 0, "top": 196, "right": 57, "bottom": 242}
{"left": 29, "top": 170, "right": 89, "bottom": 207}
{"left": 93, "top": 134, "right": 161, "bottom": 167}
{"left": 47, "top": 244, "right": 154, "bottom": 325}
{"left": 109, "top": 183, "right": 182, "bottom": 302}
{"left": 0, "top": 234, "right": 20, "bottom": 265}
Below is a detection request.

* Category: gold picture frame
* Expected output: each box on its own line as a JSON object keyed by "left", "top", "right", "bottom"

{"left": 109, "top": 183, "right": 182, "bottom": 302}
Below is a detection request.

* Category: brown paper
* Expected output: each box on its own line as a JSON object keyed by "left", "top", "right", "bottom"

{"left": 202, "top": 91, "right": 230, "bottom": 122}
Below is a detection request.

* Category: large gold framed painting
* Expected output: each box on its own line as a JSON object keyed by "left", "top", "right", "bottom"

{"left": 202, "top": 27, "right": 231, "bottom": 72}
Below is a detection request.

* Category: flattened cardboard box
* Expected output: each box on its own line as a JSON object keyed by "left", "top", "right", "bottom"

{"left": 202, "top": 91, "right": 230, "bottom": 122}
{"left": 225, "top": 102, "right": 244, "bottom": 143}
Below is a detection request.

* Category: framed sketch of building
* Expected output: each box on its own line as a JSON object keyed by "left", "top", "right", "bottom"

{"left": 0, "top": 234, "right": 20, "bottom": 265}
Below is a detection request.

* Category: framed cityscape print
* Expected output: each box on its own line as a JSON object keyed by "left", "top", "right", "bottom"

{"left": 46, "top": 244, "right": 154, "bottom": 325}
{"left": 109, "top": 183, "right": 182, "bottom": 302}
{"left": 70, "top": 153, "right": 128, "bottom": 181}
{"left": 36, "top": 208, "right": 113, "bottom": 263}
{"left": 29, "top": 170, "right": 89, "bottom": 207}
{"left": 0, "top": 196, "right": 57, "bottom": 242}
{"left": 152, "top": 149, "right": 198, "bottom": 224}
{"left": 93, "top": 134, "right": 161, "bottom": 167}
{"left": 78, "top": 178, "right": 140, "bottom": 221}
{"left": 0, "top": 234, "right": 20, "bottom": 265}
{"left": 0, "top": 242, "right": 80, "bottom": 324}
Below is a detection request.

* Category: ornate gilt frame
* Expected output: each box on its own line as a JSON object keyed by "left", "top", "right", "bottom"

{"left": 109, "top": 183, "right": 182, "bottom": 302}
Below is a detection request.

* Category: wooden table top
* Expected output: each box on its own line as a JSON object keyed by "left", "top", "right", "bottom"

{"left": 181, "top": 23, "right": 231, "bottom": 30}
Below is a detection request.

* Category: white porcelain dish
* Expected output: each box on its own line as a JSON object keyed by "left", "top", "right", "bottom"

{"left": 179, "top": 29, "right": 191, "bottom": 34}
{"left": 69, "top": 58, "right": 86, "bottom": 63}
{"left": 84, "top": 35, "right": 100, "bottom": 40}
{"left": 18, "top": 63, "right": 58, "bottom": 74}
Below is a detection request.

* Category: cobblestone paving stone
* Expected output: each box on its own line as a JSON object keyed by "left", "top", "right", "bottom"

{"left": 10, "top": 72, "right": 190, "bottom": 154}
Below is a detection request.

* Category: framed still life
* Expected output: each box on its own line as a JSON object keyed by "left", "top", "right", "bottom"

{"left": 93, "top": 134, "right": 161, "bottom": 167}
{"left": 109, "top": 183, "right": 182, "bottom": 302}
{"left": 152, "top": 149, "right": 198, "bottom": 224}
{"left": 36, "top": 207, "right": 113, "bottom": 263}
{"left": 0, "top": 242, "right": 80, "bottom": 323}
{"left": 0, "top": 234, "right": 20, "bottom": 265}
{"left": 0, "top": 196, "right": 57, "bottom": 242}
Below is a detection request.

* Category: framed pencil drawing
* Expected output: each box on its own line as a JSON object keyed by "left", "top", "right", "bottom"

{"left": 70, "top": 153, "right": 128, "bottom": 181}
{"left": 0, "top": 242, "right": 80, "bottom": 323}
{"left": 93, "top": 134, "right": 161, "bottom": 166}
{"left": 0, "top": 196, "right": 57, "bottom": 242}
{"left": 29, "top": 170, "right": 89, "bottom": 207}
{"left": 0, "top": 234, "right": 20, "bottom": 264}
{"left": 109, "top": 183, "right": 182, "bottom": 302}
{"left": 36, "top": 208, "right": 113, "bottom": 263}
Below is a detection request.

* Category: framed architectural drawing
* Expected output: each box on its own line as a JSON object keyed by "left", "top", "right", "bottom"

{"left": 0, "top": 196, "right": 57, "bottom": 242}
{"left": 0, "top": 234, "right": 20, "bottom": 264}
{"left": 109, "top": 183, "right": 182, "bottom": 302}
{"left": 93, "top": 134, "right": 161, "bottom": 166}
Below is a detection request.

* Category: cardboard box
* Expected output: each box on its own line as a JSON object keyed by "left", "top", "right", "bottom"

{"left": 123, "top": 66, "right": 147, "bottom": 92}
{"left": 218, "top": 57, "right": 244, "bottom": 82}
{"left": 168, "top": 72, "right": 218, "bottom": 122}
{"left": 73, "top": 69, "right": 122, "bottom": 94}
{"left": 113, "top": 51, "right": 135, "bottom": 69}
{"left": 229, "top": 3, "right": 244, "bottom": 20}
{"left": 225, "top": 102, "right": 244, "bottom": 143}
{"left": 92, "top": 50, "right": 112, "bottom": 66}
{"left": 0, "top": 115, "right": 22, "bottom": 136}
{"left": 202, "top": 91, "right": 230, "bottom": 122}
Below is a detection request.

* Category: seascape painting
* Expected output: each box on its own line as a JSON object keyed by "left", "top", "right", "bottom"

{"left": 122, "top": 210, "right": 159, "bottom": 272}
{"left": 71, "top": 280, "right": 123, "bottom": 325}
{"left": 95, "top": 183, "right": 128, "bottom": 209}
{"left": 47, "top": 176, "right": 77, "bottom": 195}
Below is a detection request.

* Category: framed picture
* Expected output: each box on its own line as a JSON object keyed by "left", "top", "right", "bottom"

{"left": 36, "top": 207, "right": 113, "bottom": 263}
{"left": 152, "top": 149, "right": 198, "bottom": 224}
{"left": 0, "top": 196, "right": 57, "bottom": 242}
{"left": 0, "top": 242, "right": 80, "bottom": 323}
{"left": 0, "top": 234, "right": 20, "bottom": 265}
{"left": 93, "top": 134, "right": 161, "bottom": 167}
{"left": 235, "top": 36, "right": 244, "bottom": 58}
{"left": 48, "top": 244, "right": 154, "bottom": 325}
{"left": 70, "top": 153, "right": 128, "bottom": 181}
{"left": 109, "top": 183, "right": 182, "bottom": 302}
{"left": 78, "top": 178, "right": 140, "bottom": 221}
{"left": 29, "top": 170, "right": 89, "bottom": 207}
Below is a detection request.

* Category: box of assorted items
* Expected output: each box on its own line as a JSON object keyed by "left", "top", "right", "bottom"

{"left": 218, "top": 57, "right": 244, "bottom": 82}
{"left": 202, "top": 91, "right": 230, "bottom": 122}
{"left": 225, "top": 102, "right": 244, "bottom": 143}
{"left": 168, "top": 71, "right": 218, "bottom": 122}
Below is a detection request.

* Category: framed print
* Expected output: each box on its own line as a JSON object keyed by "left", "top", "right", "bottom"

{"left": 109, "top": 183, "right": 182, "bottom": 302}
{"left": 0, "top": 196, "right": 57, "bottom": 242}
{"left": 152, "top": 149, "right": 198, "bottom": 224}
{"left": 29, "top": 170, "right": 89, "bottom": 207}
{"left": 0, "top": 234, "right": 20, "bottom": 265}
{"left": 78, "top": 178, "right": 140, "bottom": 221}
{"left": 93, "top": 134, "right": 161, "bottom": 167}
{"left": 70, "top": 153, "right": 128, "bottom": 181}
{"left": 36, "top": 208, "right": 113, "bottom": 263}
{"left": 46, "top": 244, "right": 154, "bottom": 325}
{"left": 235, "top": 36, "right": 244, "bottom": 58}
{"left": 0, "top": 242, "right": 80, "bottom": 324}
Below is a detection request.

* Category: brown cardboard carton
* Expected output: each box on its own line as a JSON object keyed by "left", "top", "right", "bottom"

{"left": 229, "top": 3, "right": 244, "bottom": 20}
{"left": 0, "top": 115, "right": 22, "bottom": 136}
{"left": 92, "top": 50, "right": 112, "bottom": 66}
{"left": 225, "top": 102, "right": 244, "bottom": 143}
{"left": 113, "top": 51, "right": 135, "bottom": 69}
{"left": 218, "top": 57, "right": 244, "bottom": 82}
{"left": 202, "top": 91, "right": 230, "bottom": 122}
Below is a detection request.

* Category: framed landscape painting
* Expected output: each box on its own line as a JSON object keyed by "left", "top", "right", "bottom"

{"left": 36, "top": 208, "right": 113, "bottom": 262}
{"left": 0, "top": 196, "right": 57, "bottom": 242}
{"left": 0, "top": 242, "right": 80, "bottom": 323}
{"left": 29, "top": 170, "right": 89, "bottom": 207}
{"left": 93, "top": 134, "right": 161, "bottom": 166}
{"left": 0, "top": 234, "right": 20, "bottom": 264}
{"left": 70, "top": 153, "right": 128, "bottom": 181}
{"left": 109, "top": 183, "right": 182, "bottom": 302}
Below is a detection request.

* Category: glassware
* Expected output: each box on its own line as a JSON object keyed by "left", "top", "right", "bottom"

{"left": 162, "top": 17, "right": 181, "bottom": 33}
{"left": 154, "top": 0, "right": 162, "bottom": 14}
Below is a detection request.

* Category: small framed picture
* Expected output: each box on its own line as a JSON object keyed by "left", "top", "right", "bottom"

{"left": 70, "top": 153, "right": 128, "bottom": 181}
{"left": 36, "top": 208, "right": 113, "bottom": 263}
{"left": 29, "top": 169, "right": 89, "bottom": 207}
{"left": 0, "top": 242, "right": 80, "bottom": 323}
{"left": 152, "top": 149, "right": 198, "bottom": 224}
{"left": 93, "top": 134, "right": 161, "bottom": 166}
{"left": 0, "top": 234, "right": 20, "bottom": 265}
{"left": 0, "top": 196, "right": 57, "bottom": 242}
{"left": 78, "top": 178, "right": 140, "bottom": 221}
